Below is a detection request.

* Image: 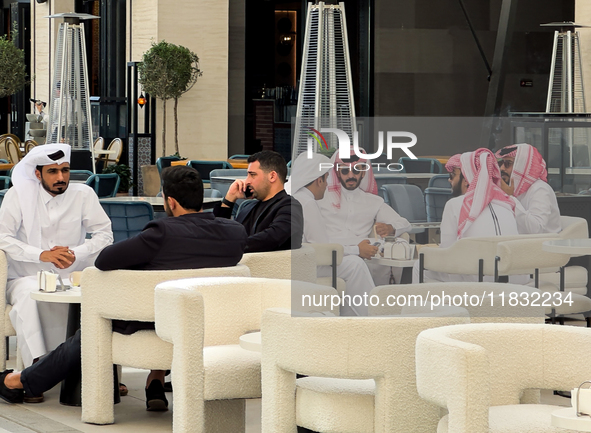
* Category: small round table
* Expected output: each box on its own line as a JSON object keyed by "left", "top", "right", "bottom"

{"left": 31, "top": 287, "right": 121, "bottom": 407}
{"left": 542, "top": 239, "right": 591, "bottom": 255}
{"left": 31, "top": 288, "right": 82, "bottom": 406}
{"left": 552, "top": 407, "right": 591, "bottom": 431}
{"left": 239, "top": 332, "right": 261, "bottom": 352}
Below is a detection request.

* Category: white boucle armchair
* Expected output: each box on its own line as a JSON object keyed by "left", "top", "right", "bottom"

{"left": 154, "top": 278, "right": 338, "bottom": 433}
{"left": 419, "top": 233, "right": 561, "bottom": 282}
{"left": 416, "top": 323, "right": 591, "bottom": 433}
{"left": 80, "top": 264, "right": 251, "bottom": 425}
{"left": 304, "top": 243, "right": 346, "bottom": 294}
{"left": 261, "top": 308, "right": 470, "bottom": 433}
{"left": 0, "top": 250, "right": 20, "bottom": 371}
{"left": 533, "top": 216, "right": 589, "bottom": 300}
{"left": 238, "top": 244, "right": 316, "bottom": 282}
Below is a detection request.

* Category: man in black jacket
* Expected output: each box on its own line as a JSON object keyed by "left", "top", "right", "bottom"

{"left": 0, "top": 166, "right": 248, "bottom": 411}
{"left": 214, "top": 150, "right": 303, "bottom": 252}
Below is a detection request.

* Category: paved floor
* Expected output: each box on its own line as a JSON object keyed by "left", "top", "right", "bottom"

{"left": 0, "top": 337, "right": 262, "bottom": 433}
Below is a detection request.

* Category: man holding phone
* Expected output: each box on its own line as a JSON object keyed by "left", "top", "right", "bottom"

{"left": 214, "top": 150, "right": 303, "bottom": 252}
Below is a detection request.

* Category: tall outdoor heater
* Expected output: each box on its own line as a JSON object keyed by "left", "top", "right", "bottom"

{"left": 541, "top": 21, "right": 590, "bottom": 169}
{"left": 291, "top": 1, "right": 356, "bottom": 161}
{"left": 542, "top": 21, "right": 588, "bottom": 113}
{"left": 46, "top": 12, "right": 99, "bottom": 172}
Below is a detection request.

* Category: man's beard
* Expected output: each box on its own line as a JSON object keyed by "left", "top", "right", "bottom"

{"left": 41, "top": 178, "right": 68, "bottom": 195}
{"left": 451, "top": 180, "right": 463, "bottom": 197}
{"left": 339, "top": 176, "right": 361, "bottom": 191}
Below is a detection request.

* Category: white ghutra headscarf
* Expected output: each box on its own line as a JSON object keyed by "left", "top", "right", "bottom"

{"left": 285, "top": 152, "right": 332, "bottom": 195}
{"left": 11, "top": 143, "right": 71, "bottom": 247}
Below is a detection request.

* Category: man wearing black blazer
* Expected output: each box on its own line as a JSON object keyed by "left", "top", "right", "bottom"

{"left": 0, "top": 166, "right": 248, "bottom": 411}
{"left": 214, "top": 150, "right": 303, "bottom": 252}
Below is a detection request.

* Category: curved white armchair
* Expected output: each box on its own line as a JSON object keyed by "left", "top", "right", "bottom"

{"left": 239, "top": 244, "right": 316, "bottom": 282}
{"left": 304, "top": 243, "right": 346, "bottom": 294}
{"left": 261, "top": 308, "right": 469, "bottom": 433}
{"left": 416, "top": 323, "right": 591, "bottom": 433}
{"left": 81, "top": 264, "right": 251, "bottom": 425}
{"left": 0, "top": 251, "right": 17, "bottom": 370}
{"left": 154, "top": 278, "right": 337, "bottom": 433}
{"left": 419, "top": 233, "right": 561, "bottom": 281}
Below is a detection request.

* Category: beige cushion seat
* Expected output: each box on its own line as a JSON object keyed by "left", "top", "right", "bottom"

{"left": 296, "top": 377, "right": 375, "bottom": 433}
{"left": 203, "top": 345, "right": 261, "bottom": 400}
{"left": 438, "top": 404, "right": 569, "bottom": 433}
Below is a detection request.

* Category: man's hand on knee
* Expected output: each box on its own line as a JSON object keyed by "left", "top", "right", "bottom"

{"left": 40, "top": 246, "right": 76, "bottom": 269}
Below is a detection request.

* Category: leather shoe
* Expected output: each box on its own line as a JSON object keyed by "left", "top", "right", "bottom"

{"left": 24, "top": 392, "right": 44, "bottom": 403}
{"left": 145, "top": 380, "right": 168, "bottom": 411}
{"left": 0, "top": 370, "right": 23, "bottom": 404}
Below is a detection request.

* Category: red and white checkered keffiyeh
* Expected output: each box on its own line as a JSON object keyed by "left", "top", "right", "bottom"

{"left": 445, "top": 154, "right": 462, "bottom": 172}
{"left": 495, "top": 143, "right": 547, "bottom": 197}
{"left": 326, "top": 146, "right": 378, "bottom": 209}
{"left": 457, "top": 148, "right": 515, "bottom": 239}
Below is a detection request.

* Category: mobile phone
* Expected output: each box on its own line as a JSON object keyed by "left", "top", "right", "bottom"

{"left": 244, "top": 186, "right": 253, "bottom": 198}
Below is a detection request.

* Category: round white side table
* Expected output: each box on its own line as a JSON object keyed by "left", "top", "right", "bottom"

{"left": 30, "top": 288, "right": 81, "bottom": 406}
{"left": 552, "top": 407, "right": 591, "bottom": 431}
{"left": 239, "top": 332, "right": 261, "bottom": 352}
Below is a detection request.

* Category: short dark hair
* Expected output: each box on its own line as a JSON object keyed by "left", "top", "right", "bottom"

{"left": 161, "top": 166, "right": 204, "bottom": 211}
{"left": 247, "top": 151, "right": 288, "bottom": 183}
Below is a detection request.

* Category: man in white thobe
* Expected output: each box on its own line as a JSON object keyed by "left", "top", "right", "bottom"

{"left": 288, "top": 152, "right": 376, "bottom": 315}
{"left": 495, "top": 143, "right": 561, "bottom": 234}
{"left": 413, "top": 150, "right": 524, "bottom": 283}
{"left": 319, "top": 149, "right": 412, "bottom": 287}
{"left": 0, "top": 144, "right": 113, "bottom": 368}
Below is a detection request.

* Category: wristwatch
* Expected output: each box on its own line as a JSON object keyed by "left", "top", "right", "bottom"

{"left": 222, "top": 198, "right": 235, "bottom": 208}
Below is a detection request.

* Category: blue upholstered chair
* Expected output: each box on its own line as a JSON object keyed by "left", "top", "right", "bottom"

{"left": 210, "top": 168, "right": 247, "bottom": 198}
{"left": 204, "top": 188, "right": 223, "bottom": 198}
{"left": 99, "top": 200, "right": 154, "bottom": 243}
{"left": 424, "top": 187, "right": 453, "bottom": 222}
{"left": 374, "top": 174, "right": 407, "bottom": 191}
{"left": 381, "top": 184, "right": 427, "bottom": 235}
{"left": 156, "top": 156, "right": 182, "bottom": 176}
{"left": 398, "top": 157, "right": 443, "bottom": 174}
{"left": 0, "top": 176, "right": 10, "bottom": 190}
{"left": 186, "top": 160, "right": 233, "bottom": 185}
{"left": 70, "top": 170, "right": 94, "bottom": 182}
{"left": 86, "top": 173, "right": 121, "bottom": 198}
{"left": 428, "top": 174, "right": 450, "bottom": 188}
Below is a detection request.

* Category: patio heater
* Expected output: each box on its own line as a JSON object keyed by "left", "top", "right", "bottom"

{"left": 46, "top": 12, "right": 99, "bottom": 172}
{"left": 291, "top": 1, "right": 356, "bottom": 161}
{"left": 542, "top": 22, "right": 588, "bottom": 113}
{"left": 542, "top": 22, "right": 590, "bottom": 169}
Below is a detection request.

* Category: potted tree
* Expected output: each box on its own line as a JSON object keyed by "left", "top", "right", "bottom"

{"left": 138, "top": 40, "right": 202, "bottom": 157}
{"left": 0, "top": 33, "right": 28, "bottom": 99}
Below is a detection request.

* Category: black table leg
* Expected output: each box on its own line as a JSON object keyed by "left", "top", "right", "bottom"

{"left": 60, "top": 304, "right": 81, "bottom": 406}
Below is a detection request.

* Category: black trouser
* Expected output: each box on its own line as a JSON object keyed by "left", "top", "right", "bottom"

{"left": 20, "top": 329, "right": 81, "bottom": 397}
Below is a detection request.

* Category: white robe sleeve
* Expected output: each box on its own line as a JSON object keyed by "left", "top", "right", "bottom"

{"left": 301, "top": 200, "right": 330, "bottom": 244}
{"left": 0, "top": 190, "right": 45, "bottom": 262}
{"left": 439, "top": 199, "right": 459, "bottom": 249}
{"left": 512, "top": 189, "right": 555, "bottom": 234}
{"left": 69, "top": 191, "right": 113, "bottom": 264}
